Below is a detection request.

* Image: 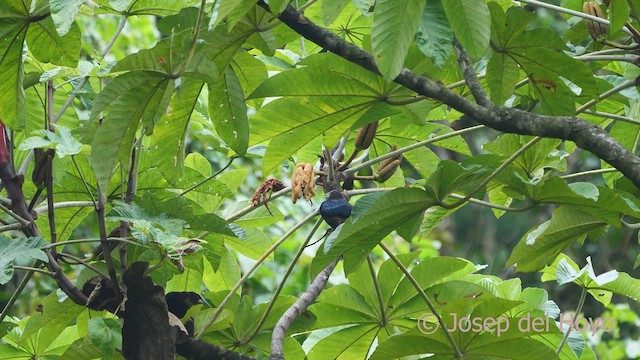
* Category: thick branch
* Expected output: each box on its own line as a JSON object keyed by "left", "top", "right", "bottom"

{"left": 264, "top": 3, "right": 640, "bottom": 188}
{"left": 270, "top": 258, "right": 339, "bottom": 360}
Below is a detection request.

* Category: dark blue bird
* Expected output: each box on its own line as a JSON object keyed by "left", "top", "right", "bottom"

{"left": 320, "top": 190, "right": 353, "bottom": 229}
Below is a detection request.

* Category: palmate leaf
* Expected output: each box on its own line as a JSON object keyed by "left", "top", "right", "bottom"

{"left": 250, "top": 97, "right": 390, "bottom": 175}
{"left": 89, "top": 71, "right": 173, "bottom": 191}
{"left": 27, "top": 17, "right": 81, "bottom": 67}
{"left": 311, "top": 188, "right": 437, "bottom": 276}
{"left": 441, "top": 0, "right": 491, "bottom": 60}
{"left": 371, "top": 0, "right": 426, "bottom": 81}
{"left": 415, "top": 0, "right": 453, "bottom": 68}
{"left": 20, "top": 292, "right": 84, "bottom": 345}
{"left": 209, "top": 0, "right": 256, "bottom": 31}
{"left": 209, "top": 66, "right": 249, "bottom": 155}
{"left": 507, "top": 207, "right": 609, "bottom": 272}
{"left": 371, "top": 329, "right": 559, "bottom": 360}
{"left": 0, "top": 236, "right": 48, "bottom": 285}
{"left": 50, "top": 0, "right": 83, "bottom": 36}
{"left": 150, "top": 77, "right": 204, "bottom": 183}
{"left": 0, "top": 1, "right": 28, "bottom": 130}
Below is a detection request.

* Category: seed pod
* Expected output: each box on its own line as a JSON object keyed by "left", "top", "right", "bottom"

{"left": 32, "top": 149, "right": 53, "bottom": 189}
{"left": 374, "top": 145, "right": 403, "bottom": 183}
{"left": 584, "top": 2, "right": 607, "bottom": 42}
{"left": 354, "top": 121, "right": 378, "bottom": 150}
{"left": 375, "top": 159, "right": 400, "bottom": 182}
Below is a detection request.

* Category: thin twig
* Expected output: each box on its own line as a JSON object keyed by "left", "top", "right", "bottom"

{"left": 58, "top": 252, "right": 111, "bottom": 280}
{"left": 0, "top": 203, "right": 31, "bottom": 227}
{"left": 556, "top": 287, "right": 586, "bottom": 354}
{"left": 42, "top": 236, "right": 139, "bottom": 249}
{"left": 72, "top": 156, "right": 97, "bottom": 209}
{"left": 97, "top": 190, "right": 120, "bottom": 295}
{"left": 441, "top": 137, "right": 543, "bottom": 209}
{"left": 34, "top": 201, "right": 96, "bottom": 214}
{"left": 367, "top": 256, "right": 386, "bottom": 325}
{"left": 178, "top": 157, "right": 236, "bottom": 196}
{"left": 560, "top": 168, "right": 617, "bottom": 180}
{"left": 379, "top": 243, "right": 462, "bottom": 358}
{"left": 241, "top": 217, "right": 323, "bottom": 344}
{"left": 516, "top": 0, "right": 634, "bottom": 37}
{"left": 345, "top": 125, "right": 485, "bottom": 175}
{"left": 575, "top": 79, "right": 637, "bottom": 114}
{"left": 53, "top": 15, "right": 128, "bottom": 124}
{"left": 0, "top": 264, "right": 37, "bottom": 324}
{"left": 195, "top": 210, "right": 320, "bottom": 339}
{"left": 0, "top": 223, "right": 24, "bottom": 232}
{"left": 177, "top": 0, "right": 207, "bottom": 75}
{"left": 14, "top": 265, "right": 55, "bottom": 277}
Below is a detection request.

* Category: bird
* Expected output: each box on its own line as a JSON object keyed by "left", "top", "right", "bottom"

{"left": 165, "top": 292, "right": 206, "bottom": 319}
{"left": 319, "top": 190, "right": 353, "bottom": 229}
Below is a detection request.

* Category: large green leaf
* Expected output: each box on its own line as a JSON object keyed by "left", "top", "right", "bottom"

{"left": 50, "top": 0, "right": 83, "bottom": 36}
{"left": 250, "top": 67, "right": 383, "bottom": 99}
{"left": 150, "top": 77, "right": 204, "bottom": 183}
{"left": 486, "top": 53, "right": 520, "bottom": 106}
{"left": 312, "top": 188, "right": 436, "bottom": 276}
{"left": 442, "top": 0, "right": 491, "bottom": 60}
{"left": 27, "top": 17, "right": 81, "bottom": 67}
{"left": 0, "top": 1, "right": 28, "bottom": 129}
{"left": 20, "top": 293, "right": 84, "bottom": 348}
{"left": 415, "top": 0, "right": 452, "bottom": 68}
{"left": 88, "top": 318, "right": 122, "bottom": 359}
{"left": 250, "top": 97, "right": 385, "bottom": 175}
{"left": 506, "top": 207, "right": 608, "bottom": 272}
{"left": 371, "top": 0, "right": 426, "bottom": 81}
{"left": 88, "top": 71, "right": 173, "bottom": 190}
{"left": 209, "top": 66, "right": 249, "bottom": 155}
{"left": 209, "top": 0, "right": 255, "bottom": 30}
{"left": 0, "top": 236, "right": 48, "bottom": 285}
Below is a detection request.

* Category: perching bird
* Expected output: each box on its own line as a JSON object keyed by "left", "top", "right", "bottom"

{"left": 165, "top": 292, "right": 206, "bottom": 319}
{"left": 320, "top": 190, "right": 353, "bottom": 229}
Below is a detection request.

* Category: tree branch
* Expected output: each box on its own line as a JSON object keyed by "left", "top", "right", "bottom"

{"left": 454, "top": 39, "right": 492, "bottom": 108}
{"left": 262, "top": 2, "right": 640, "bottom": 188}
{"left": 270, "top": 258, "right": 339, "bottom": 360}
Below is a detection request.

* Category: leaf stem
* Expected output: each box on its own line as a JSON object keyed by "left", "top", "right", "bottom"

{"left": 516, "top": 0, "right": 634, "bottom": 37}
{"left": 42, "top": 237, "right": 139, "bottom": 249}
{"left": 14, "top": 265, "right": 55, "bottom": 276}
{"left": 194, "top": 209, "right": 320, "bottom": 339}
{"left": 379, "top": 243, "right": 462, "bottom": 358}
{"left": 178, "top": 157, "right": 237, "bottom": 196}
{"left": 0, "top": 263, "right": 37, "bottom": 324}
{"left": 345, "top": 125, "right": 485, "bottom": 175}
{"left": 440, "top": 136, "right": 543, "bottom": 209}
{"left": 560, "top": 168, "right": 617, "bottom": 180}
{"left": 367, "top": 256, "right": 386, "bottom": 326}
{"left": 556, "top": 287, "right": 586, "bottom": 354}
{"left": 575, "top": 79, "right": 637, "bottom": 114}
{"left": 178, "top": 0, "right": 207, "bottom": 75}
{"left": 241, "top": 217, "right": 323, "bottom": 344}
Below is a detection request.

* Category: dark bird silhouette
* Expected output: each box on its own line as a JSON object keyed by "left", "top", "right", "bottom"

{"left": 165, "top": 291, "right": 205, "bottom": 319}
{"left": 320, "top": 190, "right": 352, "bottom": 229}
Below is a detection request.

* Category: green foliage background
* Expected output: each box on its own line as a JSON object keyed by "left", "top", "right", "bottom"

{"left": 0, "top": 0, "right": 640, "bottom": 359}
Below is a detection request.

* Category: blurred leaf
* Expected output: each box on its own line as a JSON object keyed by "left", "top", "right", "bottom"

{"left": 88, "top": 318, "right": 122, "bottom": 359}
{"left": 442, "top": 0, "right": 490, "bottom": 60}
{"left": 371, "top": 0, "right": 426, "bottom": 81}
{"left": 0, "top": 236, "right": 48, "bottom": 285}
